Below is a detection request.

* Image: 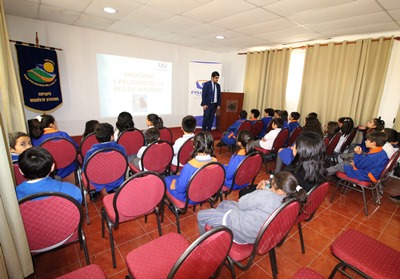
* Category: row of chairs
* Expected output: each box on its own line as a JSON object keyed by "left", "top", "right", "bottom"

{"left": 325, "top": 128, "right": 357, "bottom": 165}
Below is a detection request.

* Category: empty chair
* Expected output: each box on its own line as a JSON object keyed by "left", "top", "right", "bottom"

{"left": 170, "top": 137, "right": 194, "bottom": 175}
{"left": 56, "top": 264, "right": 106, "bottom": 279}
{"left": 125, "top": 227, "right": 233, "bottom": 279}
{"left": 102, "top": 171, "right": 166, "bottom": 268}
{"left": 165, "top": 162, "right": 225, "bottom": 233}
{"left": 250, "top": 120, "right": 264, "bottom": 139}
{"left": 19, "top": 192, "right": 90, "bottom": 265}
{"left": 116, "top": 128, "right": 145, "bottom": 158}
{"left": 159, "top": 127, "right": 173, "bottom": 143}
{"left": 329, "top": 229, "right": 400, "bottom": 279}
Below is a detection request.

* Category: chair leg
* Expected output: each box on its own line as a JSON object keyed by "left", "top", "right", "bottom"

{"left": 101, "top": 209, "right": 106, "bottom": 238}
{"left": 81, "top": 232, "right": 90, "bottom": 265}
{"left": 84, "top": 190, "right": 90, "bottom": 224}
{"left": 330, "top": 181, "right": 340, "bottom": 202}
{"left": 269, "top": 248, "right": 278, "bottom": 279}
{"left": 361, "top": 188, "right": 369, "bottom": 216}
{"left": 227, "top": 257, "right": 237, "bottom": 279}
{"left": 175, "top": 212, "right": 181, "bottom": 234}
{"left": 155, "top": 210, "right": 162, "bottom": 236}
{"left": 328, "top": 262, "right": 343, "bottom": 279}
{"left": 108, "top": 223, "right": 117, "bottom": 268}
{"left": 297, "top": 222, "right": 305, "bottom": 254}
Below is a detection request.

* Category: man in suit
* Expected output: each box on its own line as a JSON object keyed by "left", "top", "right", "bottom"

{"left": 201, "top": 71, "right": 221, "bottom": 131}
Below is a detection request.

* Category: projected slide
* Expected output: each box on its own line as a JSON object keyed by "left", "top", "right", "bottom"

{"left": 97, "top": 54, "right": 172, "bottom": 117}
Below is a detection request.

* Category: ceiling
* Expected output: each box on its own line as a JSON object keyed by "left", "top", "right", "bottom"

{"left": 4, "top": 0, "right": 400, "bottom": 53}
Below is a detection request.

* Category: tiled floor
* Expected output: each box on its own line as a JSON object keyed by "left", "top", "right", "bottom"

{"left": 26, "top": 145, "right": 400, "bottom": 279}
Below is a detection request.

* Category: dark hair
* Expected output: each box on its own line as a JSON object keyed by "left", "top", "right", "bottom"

{"left": 239, "top": 110, "right": 248, "bottom": 119}
{"left": 182, "top": 115, "right": 196, "bottom": 133}
{"left": 251, "top": 109, "right": 260, "bottom": 119}
{"left": 325, "top": 121, "right": 339, "bottom": 139}
{"left": 264, "top": 108, "right": 274, "bottom": 117}
{"left": 303, "top": 116, "right": 323, "bottom": 137}
{"left": 366, "top": 131, "right": 387, "bottom": 147}
{"left": 192, "top": 131, "right": 214, "bottom": 158}
{"left": 278, "top": 110, "right": 288, "bottom": 122}
{"left": 273, "top": 171, "right": 307, "bottom": 204}
{"left": 272, "top": 118, "right": 284, "bottom": 128}
{"left": 383, "top": 128, "right": 398, "bottom": 143}
{"left": 29, "top": 115, "right": 56, "bottom": 139}
{"left": 307, "top": 112, "right": 318, "bottom": 118}
{"left": 274, "top": 109, "right": 280, "bottom": 115}
{"left": 290, "top": 112, "right": 300, "bottom": 120}
{"left": 116, "top": 112, "right": 134, "bottom": 136}
{"left": 147, "top": 113, "right": 164, "bottom": 129}
{"left": 338, "top": 117, "right": 354, "bottom": 136}
{"left": 372, "top": 118, "right": 385, "bottom": 132}
{"left": 211, "top": 71, "right": 220, "bottom": 78}
{"left": 95, "top": 123, "right": 114, "bottom": 143}
{"left": 9, "top": 131, "right": 29, "bottom": 149}
{"left": 83, "top": 120, "right": 99, "bottom": 138}
{"left": 144, "top": 127, "right": 160, "bottom": 144}
{"left": 292, "top": 132, "right": 326, "bottom": 187}
{"left": 236, "top": 130, "right": 255, "bottom": 154}
{"left": 18, "top": 147, "right": 54, "bottom": 180}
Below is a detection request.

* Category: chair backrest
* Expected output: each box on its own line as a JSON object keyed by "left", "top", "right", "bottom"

{"left": 40, "top": 137, "right": 78, "bottom": 170}
{"left": 340, "top": 128, "right": 357, "bottom": 153}
{"left": 19, "top": 192, "right": 83, "bottom": 253}
{"left": 159, "top": 127, "right": 173, "bottom": 143}
{"left": 141, "top": 140, "right": 173, "bottom": 174}
{"left": 168, "top": 227, "right": 233, "bottom": 279}
{"left": 79, "top": 133, "right": 99, "bottom": 160}
{"left": 113, "top": 171, "right": 166, "bottom": 225}
{"left": 378, "top": 150, "right": 400, "bottom": 181}
{"left": 325, "top": 132, "right": 342, "bottom": 156}
{"left": 255, "top": 199, "right": 300, "bottom": 256}
{"left": 229, "top": 152, "right": 263, "bottom": 191}
{"left": 116, "top": 128, "right": 145, "bottom": 157}
{"left": 265, "top": 120, "right": 273, "bottom": 134}
{"left": 270, "top": 128, "right": 289, "bottom": 153}
{"left": 287, "top": 126, "right": 303, "bottom": 147}
{"left": 84, "top": 148, "right": 128, "bottom": 186}
{"left": 13, "top": 163, "right": 26, "bottom": 185}
{"left": 297, "top": 182, "right": 329, "bottom": 224}
{"left": 186, "top": 162, "right": 225, "bottom": 205}
{"left": 250, "top": 120, "right": 264, "bottom": 139}
{"left": 176, "top": 137, "right": 194, "bottom": 167}
{"left": 237, "top": 121, "right": 252, "bottom": 134}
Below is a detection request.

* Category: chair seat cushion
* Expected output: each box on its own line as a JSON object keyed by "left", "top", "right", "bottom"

{"left": 56, "top": 264, "right": 106, "bottom": 279}
{"left": 228, "top": 242, "right": 254, "bottom": 262}
{"left": 292, "top": 267, "right": 324, "bottom": 279}
{"left": 126, "top": 233, "right": 190, "bottom": 279}
{"left": 336, "top": 171, "right": 371, "bottom": 187}
{"left": 254, "top": 147, "right": 271, "bottom": 155}
{"left": 331, "top": 229, "right": 400, "bottom": 279}
{"left": 129, "top": 163, "right": 141, "bottom": 174}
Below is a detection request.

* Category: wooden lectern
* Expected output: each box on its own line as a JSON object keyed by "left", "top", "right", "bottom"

{"left": 216, "top": 92, "right": 244, "bottom": 132}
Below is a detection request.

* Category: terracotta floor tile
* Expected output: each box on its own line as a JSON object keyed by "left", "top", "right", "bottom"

{"left": 148, "top": 223, "right": 178, "bottom": 239}
{"left": 236, "top": 264, "right": 272, "bottom": 279}
{"left": 308, "top": 254, "right": 341, "bottom": 278}
{"left": 178, "top": 213, "right": 201, "bottom": 238}
{"left": 317, "top": 208, "right": 352, "bottom": 228}
{"left": 377, "top": 233, "right": 400, "bottom": 252}
{"left": 277, "top": 236, "right": 320, "bottom": 267}
{"left": 111, "top": 219, "right": 147, "bottom": 246}
{"left": 344, "top": 220, "right": 381, "bottom": 239}
{"left": 87, "top": 249, "right": 126, "bottom": 277}
{"left": 36, "top": 262, "right": 82, "bottom": 279}
{"left": 117, "top": 234, "right": 153, "bottom": 260}
{"left": 108, "top": 270, "right": 129, "bottom": 279}
{"left": 290, "top": 226, "right": 333, "bottom": 253}
{"left": 306, "top": 217, "right": 344, "bottom": 239}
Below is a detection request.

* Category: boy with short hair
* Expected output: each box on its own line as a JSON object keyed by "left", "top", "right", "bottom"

{"left": 16, "top": 147, "right": 82, "bottom": 203}
{"left": 217, "top": 110, "right": 248, "bottom": 146}
{"left": 171, "top": 115, "right": 196, "bottom": 167}
{"left": 259, "top": 108, "right": 274, "bottom": 138}
{"left": 132, "top": 127, "right": 160, "bottom": 170}
{"left": 249, "top": 109, "right": 260, "bottom": 123}
{"left": 9, "top": 131, "right": 32, "bottom": 162}
{"left": 84, "top": 122, "right": 127, "bottom": 195}
{"left": 327, "top": 131, "right": 388, "bottom": 182}
{"left": 288, "top": 112, "right": 301, "bottom": 133}
{"left": 254, "top": 118, "right": 283, "bottom": 151}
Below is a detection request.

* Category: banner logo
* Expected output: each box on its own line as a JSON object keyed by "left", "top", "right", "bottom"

{"left": 25, "top": 60, "right": 56, "bottom": 84}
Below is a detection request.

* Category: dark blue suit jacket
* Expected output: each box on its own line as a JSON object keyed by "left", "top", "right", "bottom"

{"left": 201, "top": 80, "right": 221, "bottom": 107}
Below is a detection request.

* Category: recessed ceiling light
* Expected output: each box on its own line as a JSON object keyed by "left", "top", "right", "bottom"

{"left": 216, "top": 35, "right": 224, "bottom": 40}
{"left": 104, "top": 7, "right": 117, "bottom": 14}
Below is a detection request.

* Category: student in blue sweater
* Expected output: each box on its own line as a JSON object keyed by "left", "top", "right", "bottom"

{"left": 217, "top": 110, "right": 248, "bottom": 146}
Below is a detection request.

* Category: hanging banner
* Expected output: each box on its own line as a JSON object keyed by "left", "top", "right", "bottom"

{"left": 188, "top": 61, "right": 222, "bottom": 128}
{"left": 15, "top": 44, "right": 63, "bottom": 112}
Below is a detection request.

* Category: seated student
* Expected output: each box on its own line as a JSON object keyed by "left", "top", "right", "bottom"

{"left": 249, "top": 109, "right": 260, "bottom": 123}
{"left": 307, "top": 112, "right": 318, "bottom": 118}
{"left": 224, "top": 130, "right": 255, "bottom": 190}
{"left": 29, "top": 114, "right": 78, "bottom": 179}
{"left": 382, "top": 128, "right": 399, "bottom": 159}
{"left": 165, "top": 132, "right": 216, "bottom": 203}
{"left": 327, "top": 131, "right": 388, "bottom": 182}
{"left": 197, "top": 171, "right": 306, "bottom": 244}
{"left": 131, "top": 127, "right": 160, "bottom": 170}
{"left": 356, "top": 118, "right": 385, "bottom": 152}
{"left": 288, "top": 112, "right": 301, "bottom": 133}
{"left": 323, "top": 121, "right": 339, "bottom": 145}
{"left": 259, "top": 108, "right": 274, "bottom": 138}
{"left": 82, "top": 120, "right": 99, "bottom": 139}
{"left": 114, "top": 111, "right": 135, "bottom": 141}
{"left": 278, "top": 110, "right": 290, "bottom": 130}
{"left": 171, "top": 115, "right": 196, "bottom": 167}
{"left": 217, "top": 110, "right": 248, "bottom": 147}
{"left": 333, "top": 117, "right": 354, "bottom": 154}
{"left": 254, "top": 118, "right": 283, "bottom": 151}
{"left": 16, "top": 147, "right": 82, "bottom": 203}
{"left": 274, "top": 109, "right": 280, "bottom": 118}
{"left": 146, "top": 113, "right": 164, "bottom": 130}
{"left": 84, "top": 123, "right": 127, "bottom": 196}
{"left": 9, "top": 132, "right": 32, "bottom": 163}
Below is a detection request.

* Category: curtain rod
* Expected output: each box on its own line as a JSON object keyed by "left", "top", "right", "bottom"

{"left": 9, "top": 32, "right": 63, "bottom": 51}
{"left": 238, "top": 36, "right": 400, "bottom": 55}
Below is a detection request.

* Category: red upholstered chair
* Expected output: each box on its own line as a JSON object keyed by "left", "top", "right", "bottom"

{"left": 225, "top": 199, "right": 300, "bottom": 279}
{"left": 13, "top": 163, "right": 26, "bottom": 185}
{"left": 18, "top": 192, "right": 90, "bottom": 265}
{"left": 325, "top": 132, "right": 341, "bottom": 165}
{"left": 221, "top": 151, "right": 263, "bottom": 199}
{"left": 296, "top": 182, "right": 330, "bottom": 253}
{"left": 170, "top": 137, "right": 194, "bottom": 175}
{"left": 116, "top": 128, "right": 145, "bottom": 158}
{"left": 219, "top": 120, "right": 252, "bottom": 154}
{"left": 250, "top": 120, "right": 264, "bottom": 140}
{"left": 56, "top": 264, "right": 106, "bottom": 279}
{"left": 331, "top": 150, "right": 400, "bottom": 216}
{"left": 339, "top": 128, "right": 357, "bottom": 153}
{"left": 129, "top": 140, "right": 173, "bottom": 175}
{"left": 165, "top": 162, "right": 225, "bottom": 233}
{"left": 329, "top": 229, "right": 400, "bottom": 279}
{"left": 101, "top": 171, "right": 166, "bottom": 268}
{"left": 125, "top": 227, "right": 233, "bottom": 279}
{"left": 292, "top": 267, "right": 324, "bottom": 279}
{"left": 82, "top": 148, "right": 128, "bottom": 224}
{"left": 78, "top": 132, "right": 98, "bottom": 166}
{"left": 159, "top": 127, "right": 173, "bottom": 143}
{"left": 287, "top": 126, "right": 302, "bottom": 147}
